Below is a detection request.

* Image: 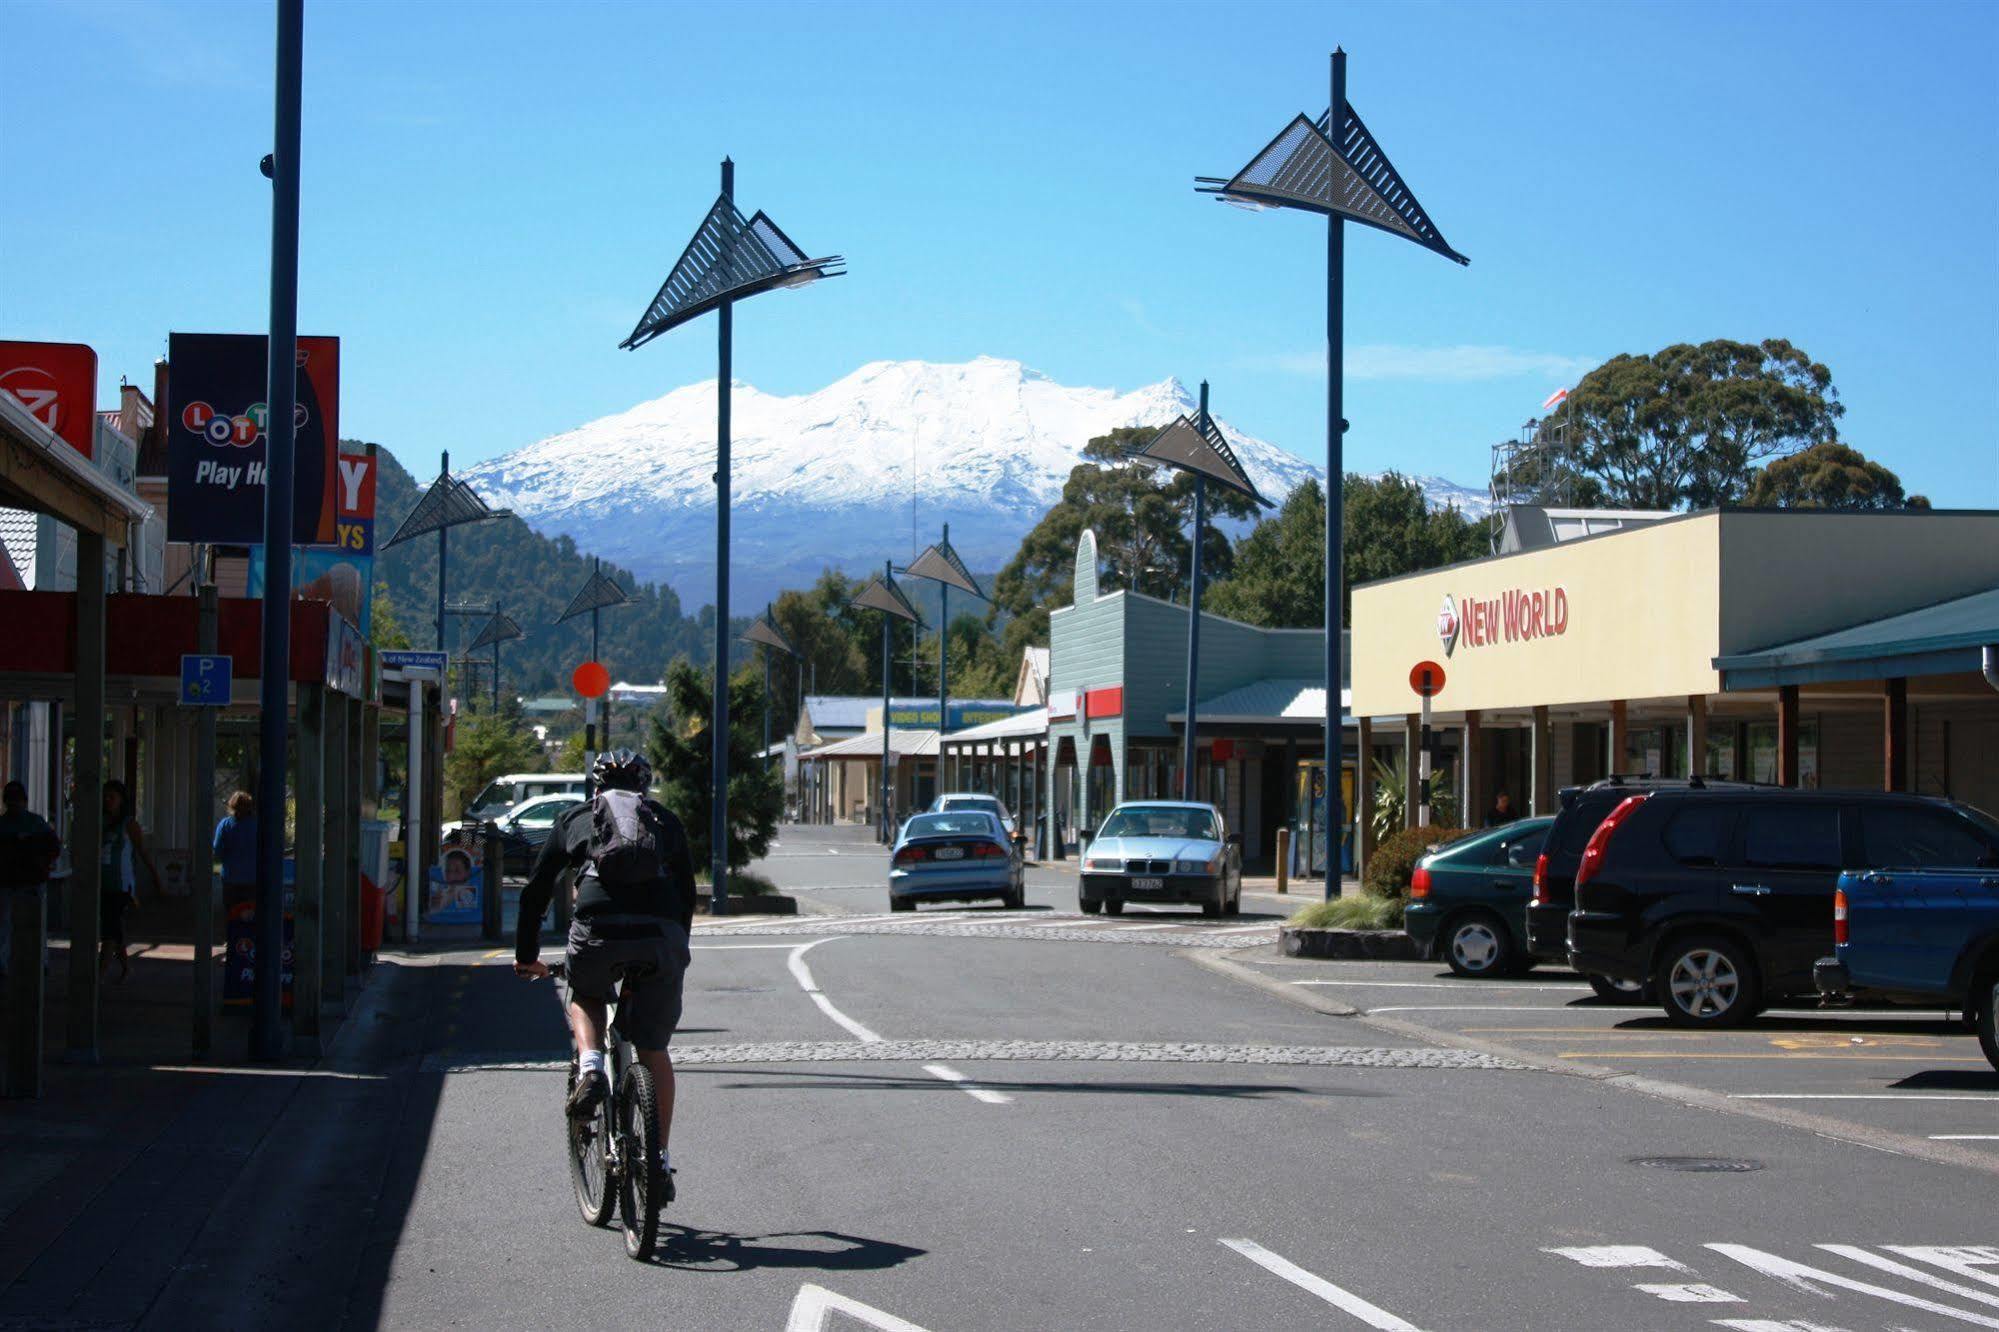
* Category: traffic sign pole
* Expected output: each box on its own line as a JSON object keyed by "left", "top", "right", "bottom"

{"left": 1408, "top": 661, "right": 1446, "bottom": 826}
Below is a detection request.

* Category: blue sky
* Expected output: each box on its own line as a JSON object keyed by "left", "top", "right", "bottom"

{"left": 5, "top": 0, "right": 1995, "bottom": 501}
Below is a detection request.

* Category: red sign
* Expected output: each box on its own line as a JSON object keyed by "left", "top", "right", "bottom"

{"left": 1084, "top": 686, "right": 1123, "bottom": 719}
{"left": 0, "top": 341, "right": 98, "bottom": 459}
{"left": 572, "top": 660, "right": 610, "bottom": 699}
{"left": 1444, "top": 586, "right": 1569, "bottom": 653}
{"left": 1409, "top": 660, "right": 1446, "bottom": 697}
{"left": 333, "top": 447, "right": 377, "bottom": 554}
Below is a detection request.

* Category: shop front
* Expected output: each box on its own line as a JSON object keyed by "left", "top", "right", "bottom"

{"left": 1349, "top": 509, "right": 1999, "bottom": 879}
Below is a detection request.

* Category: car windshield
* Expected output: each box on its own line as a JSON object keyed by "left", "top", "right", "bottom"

{"left": 942, "top": 796, "right": 1003, "bottom": 817}
{"left": 1097, "top": 807, "right": 1219, "bottom": 841}
{"left": 512, "top": 798, "right": 577, "bottom": 828}
{"left": 468, "top": 779, "right": 513, "bottom": 814}
{"left": 1956, "top": 802, "right": 1999, "bottom": 848}
{"left": 905, "top": 813, "right": 993, "bottom": 840}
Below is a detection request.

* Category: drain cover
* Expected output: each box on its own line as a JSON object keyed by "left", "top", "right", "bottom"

{"left": 1628, "top": 1156, "right": 1765, "bottom": 1173}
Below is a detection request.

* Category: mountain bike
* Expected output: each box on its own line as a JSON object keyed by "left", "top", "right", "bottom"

{"left": 549, "top": 960, "right": 665, "bottom": 1260}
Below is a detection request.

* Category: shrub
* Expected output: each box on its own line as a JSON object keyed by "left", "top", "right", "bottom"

{"left": 1364, "top": 824, "right": 1470, "bottom": 900}
{"left": 1287, "top": 894, "right": 1405, "bottom": 930}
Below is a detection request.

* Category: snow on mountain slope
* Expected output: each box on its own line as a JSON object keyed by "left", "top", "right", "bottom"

{"left": 466, "top": 356, "right": 1488, "bottom": 605}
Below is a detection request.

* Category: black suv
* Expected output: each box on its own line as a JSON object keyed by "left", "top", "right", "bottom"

{"left": 1525, "top": 777, "right": 1762, "bottom": 999}
{"left": 1566, "top": 788, "right": 1999, "bottom": 1027}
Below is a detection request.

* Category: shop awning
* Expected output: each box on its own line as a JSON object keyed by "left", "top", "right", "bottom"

{"left": 0, "top": 388, "right": 151, "bottom": 542}
{"left": 1165, "top": 679, "right": 1354, "bottom": 734}
{"left": 800, "top": 728, "right": 939, "bottom": 762}
{"left": 941, "top": 707, "right": 1048, "bottom": 747}
{"left": 1715, "top": 585, "right": 1999, "bottom": 689}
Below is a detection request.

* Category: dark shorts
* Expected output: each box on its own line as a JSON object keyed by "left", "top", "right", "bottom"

{"left": 562, "top": 915, "right": 689, "bottom": 1050}
{"left": 100, "top": 889, "right": 131, "bottom": 944}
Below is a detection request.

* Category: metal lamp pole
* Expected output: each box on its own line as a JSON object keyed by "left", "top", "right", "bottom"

{"left": 1182, "top": 383, "right": 1211, "bottom": 801}
{"left": 710, "top": 157, "right": 735, "bottom": 911}
{"left": 1322, "top": 50, "right": 1347, "bottom": 900}
{"left": 879, "top": 560, "right": 893, "bottom": 841}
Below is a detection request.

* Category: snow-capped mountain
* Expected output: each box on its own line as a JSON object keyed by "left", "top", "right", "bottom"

{"left": 466, "top": 357, "right": 1488, "bottom": 605}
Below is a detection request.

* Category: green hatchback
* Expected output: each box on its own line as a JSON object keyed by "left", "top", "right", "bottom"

{"left": 1401, "top": 817, "right": 1555, "bottom": 978}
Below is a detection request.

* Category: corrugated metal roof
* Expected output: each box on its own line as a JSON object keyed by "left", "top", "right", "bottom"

{"left": 803, "top": 695, "right": 878, "bottom": 731}
{"left": 1715, "top": 584, "right": 1999, "bottom": 683}
{"left": 0, "top": 509, "right": 38, "bottom": 588}
{"left": 800, "top": 728, "right": 939, "bottom": 761}
{"left": 942, "top": 707, "right": 1048, "bottom": 745}
{"left": 1164, "top": 678, "right": 1354, "bottom": 726}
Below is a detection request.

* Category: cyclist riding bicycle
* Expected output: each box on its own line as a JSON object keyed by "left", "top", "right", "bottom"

{"left": 514, "top": 748, "right": 696, "bottom": 1199}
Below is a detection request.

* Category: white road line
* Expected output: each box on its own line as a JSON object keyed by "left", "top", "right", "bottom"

{"left": 1206, "top": 923, "right": 1281, "bottom": 935}
{"left": 1115, "top": 922, "right": 1181, "bottom": 932}
{"left": 1545, "top": 1246, "right": 1690, "bottom": 1271}
{"left": 1028, "top": 918, "right": 1085, "bottom": 927}
{"left": 1369, "top": 1005, "right": 1554, "bottom": 1013}
{"left": 784, "top": 938, "right": 885, "bottom": 1044}
{"left": 692, "top": 943, "right": 811, "bottom": 950}
{"left": 1885, "top": 1248, "right": 1999, "bottom": 1292}
{"left": 1292, "top": 979, "right": 1590, "bottom": 992}
{"left": 920, "top": 1063, "right": 1012, "bottom": 1105}
{"left": 1729, "top": 1093, "right": 1999, "bottom": 1102}
{"left": 1816, "top": 1246, "right": 1999, "bottom": 1309}
{"left": 1219, "top": 1238, "right": 1423, "bottom": 1331}
{"left": 1931, "top": 1135, "right": 1999, "bottom": 1141}
{"left": 1707, "top": 1244, "right": 1999, "bottom": 1328}
{"left": 1633, "top": 1283, "right": 1739, "bottom": 1303}
{"left": 1711, "top": 1320, "right": 1853, "bottom": 1332}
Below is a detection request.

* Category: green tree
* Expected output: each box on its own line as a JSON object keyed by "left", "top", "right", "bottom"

{"left": 443, "top": 705, "right": 543, "bottom": 820}
{"left": 370, "top": 580, "right": 412, "bottom": 651}
{"left": 647, "top": 659, "right": 782, "bottom": 876}
{"left": 1561, "top": 339, "right": 1844, "bottom": 508}
{"left": 1205, "top": 474, "right": 1487, "bottom": 627}
{"left": 1743, "top": 441, "right": 1930, "bottom": 510}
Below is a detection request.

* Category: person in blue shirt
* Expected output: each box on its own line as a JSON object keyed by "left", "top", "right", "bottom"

{"left": 213, "top": 791, "right": 259, "bottom": 918}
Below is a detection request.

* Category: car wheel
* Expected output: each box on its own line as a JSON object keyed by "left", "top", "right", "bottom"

{"left": 1658, "top": 935, "right": 1761, "bottom": 1028}
{"left": 1201, "top": 897, "right": 1223, "bottom": 919}
{"left": 1976, "top": 968, "right": 1999, "bottom": 1074}
{"left": 1443, "top": 911, "right": 1515, "bottom": 979}
{"left": 889, "top": 896, "right": 912, "bottom": 913}
{"left": 1003, "top": 889, "right": 1025, "bottom": 910}
{"left": 1224, "top": 883, "right": 1242, "bottom": 917}
{"left": 1586, "top": 973, "right": 1646, "bottom": 1003}
{"left": 1079, "top": 899, "right": 1101, "bottom": 915}
{"left": 1103, "top": 900, "right": 1124, "bottom": 917}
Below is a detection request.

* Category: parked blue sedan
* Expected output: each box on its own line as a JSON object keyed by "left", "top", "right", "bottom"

{"left": 889, "top": 810, "right": 1025, "bottom": 912}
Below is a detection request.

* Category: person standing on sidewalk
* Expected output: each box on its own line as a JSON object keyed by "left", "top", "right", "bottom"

{"left": 98, "top": 780, "right": 160, "bottom": 984}
{"left": 0, "top": 780, "right": 62, "bottom": 978}
{"left": 213, "top": 791, "right": 259, "bottom": 919}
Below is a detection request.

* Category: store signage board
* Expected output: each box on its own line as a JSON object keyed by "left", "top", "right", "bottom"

{"left": 179, "top": 654, "right": 232, "bottom": 706}
{"left": 1047, "top": 689, "right": 1079, "bottom": 721}
{"left": 0, "top": 340, "right": 97, "bottom": 459}
{"left": 1438, "top": 587, "right": 1568, "bottom": 655}
{"left": 382, "top": 649, "right": 447, "bottom": 676}
{"left": 165, "top": 332, "right": 340, "bottom": 544}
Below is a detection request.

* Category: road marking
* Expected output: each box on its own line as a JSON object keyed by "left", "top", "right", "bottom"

{"left": 1728, "top": 1093, "right": 1999, "bottom": 1101}
{"left": 1220, "top": 1238, "right": 1422, "bottom": 1330}
{"left": 1885, "top": 1248, "right": 1999, "bottom": 1291}
{"left": 921, "top": 1063, "right": 1011, "bottom": 1105}
{"left": 1558, "top": 1052, "right": 1989, "bottom": 1062}
{"left": 1292, "top": 979, "right": 1591, "bottom": 992}
{"left": 1707, "top": 1244, "right": 1999, "bottom": 1328}
{"left": 785, "top": 1282, "right": 932, "bottom": 1332}
{"left": 1370, "top": 1005, "right": 1553, "bottom": 1013}
{"left": 1932, "top": 1135, "right": 1999, "bottom": 1141}
{"left": 692, "top": 943, "right": 811, "bottom": 950}
{"left": 1816, "top": 1246, "right": 1999, "bottom": 1309}
{"left": 1635, "top": 1283, "right": 1740, "bottom": 1302}
{"left": 1545, "top": 1246, "right": 1690, "bottom": 1271}
{"left": 785, "top": 938, "right": 885, "bottom": 1044}
{"left": 1712, "top": 1320, "right": 1854, "bottom": 1331}
{"left": 1115, "top": 922, "right": 1180, "bottom": 932}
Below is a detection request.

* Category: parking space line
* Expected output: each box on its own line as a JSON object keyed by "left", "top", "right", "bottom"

{"left": 1291, "top": 979, "right": 1591, "bottom": 992}
{"left": 1370, "top": 1005, "right": 1555, "bottom": 1013}
{"left": 1219, "top": 1238, "right": 1423, "bottom": 1331}
{"left": 920, "top": 1063, "right": 1012, "bottom": 1105}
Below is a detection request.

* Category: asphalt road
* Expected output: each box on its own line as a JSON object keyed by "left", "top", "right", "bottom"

{"left": 146, "top": 825, "right": 1999, "bottom": 1331}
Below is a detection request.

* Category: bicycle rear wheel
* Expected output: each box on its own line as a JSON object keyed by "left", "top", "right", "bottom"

{"left": 566, "top": 1060, "right": 615, "bottom": 1228}
{"left": 616, "top": 1064, "right": 662, "bottom": 1260}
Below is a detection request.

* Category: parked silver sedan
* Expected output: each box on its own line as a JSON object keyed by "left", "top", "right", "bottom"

{"left": 1079, "top": 801, "right": 1241, "bottom": 918}
{"left": 889, "top": 810, "right": 1025, "bottom": 912}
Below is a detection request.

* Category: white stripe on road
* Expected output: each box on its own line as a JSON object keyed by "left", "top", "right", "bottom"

{"left": 692, "top": 943, "right": 812, "bottom": 950}
{"left": 920, "top": 1063, "right": 1012, "bottom": 1105}
{"left": 785, "top": 938, "right": 885, "bottom": 1044}
{"left": 1932, "top": 1135, "right": 1999, "bottom": 1141}
{"left": 1816, "top": 1246, "right": 1999, "bottom": 1309}
{"left": 1707, "top": 1244, "right": 1999, "bottom": 1327}
{"left": 1206, "top": 923, "right": 1281, "bottom": 935}
{"left": 1369, "top": 1006, "right": 1554, "bottom": 1013}
{"left": 1729, "top": 1094, "right": 1999, "bottom": 1102}
{"left": 1631, "top": 1283, "right": 1739, "bottom": 1302}
{"left": 1544, "top": 1246, "right": 1690, "bottom": 1271}
{"left": 1115, "top": 922, "right": 1180, "bottom": 932}
{"left": 1220, "top": 1238, "right": 1423, "bottom": 1331}
{"left": 1292, "top": 979, "right": 1590, "bottom": 992}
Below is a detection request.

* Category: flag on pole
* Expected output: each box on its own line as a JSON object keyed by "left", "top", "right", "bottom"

{"left": 1541, "top": 387, "right": 1571, "bottom": 411}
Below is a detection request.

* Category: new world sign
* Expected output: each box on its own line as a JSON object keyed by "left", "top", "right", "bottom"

{"left": 1438, "top": 587, "right": 1569, "bottom": 656}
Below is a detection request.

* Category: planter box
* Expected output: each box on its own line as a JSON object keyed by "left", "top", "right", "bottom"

{"left": 1278, "top": 926, "right": 1419, "bottom": 961}
{"left": 701, "top": 894, "right": 798, "bottom": 917}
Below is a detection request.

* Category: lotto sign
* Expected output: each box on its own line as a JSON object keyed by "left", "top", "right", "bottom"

{"left": 165, "top": 332, "right": 340, "bottom": 544}
{"left": 0, "top": 341, "right": 98, "bottom": 459}
{"left": 333, "top": 448, "right": 377, "bottom": 554}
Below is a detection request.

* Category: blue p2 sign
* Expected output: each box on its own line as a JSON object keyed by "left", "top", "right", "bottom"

{"left": 180, "top": 654, "right": 232, "bottom": 706}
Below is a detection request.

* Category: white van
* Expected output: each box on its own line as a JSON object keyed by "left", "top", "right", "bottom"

{"left": 465, "top": 772, "right": 587, "bottom": 823}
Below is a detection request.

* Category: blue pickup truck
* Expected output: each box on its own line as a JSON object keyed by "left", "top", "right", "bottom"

{"left": 1817, "top": 866, "right": 1999, "bottom": 1073}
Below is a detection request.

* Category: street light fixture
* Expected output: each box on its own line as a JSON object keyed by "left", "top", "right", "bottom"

{"left": 899, "top": 524, "right": 985, "bottom": 753}
{"left": 621, "top": 157, "right": 843, "bottom": 911}
{"left": 850, "top": 564, "right": 922, "bottom": 842}
{"left": 382, "top": 451, "right": 511, "bottom": 652}
{"left": 741, "top": 604, "right": 802, "bottom": 771}
{"left": 467, "top": 605, "right": 524, "bottom": 712}
{"left": 1198, "top": 49, "right": 1465, "bottom": 895}
{"left": 558, "top": 558, "right": 632, "bottom": 761}
{"left": 1128, "top": 381, "right": 1269, "bottom": 800}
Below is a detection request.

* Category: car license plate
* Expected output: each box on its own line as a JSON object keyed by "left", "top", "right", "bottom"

{"left": 934, "top": 847, "right": 965, "bottom": 860}
{"left": 1132, "top": 876, "right": 1164, "bottom": 892}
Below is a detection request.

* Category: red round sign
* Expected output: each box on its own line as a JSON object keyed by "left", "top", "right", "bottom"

{"left": 572, "top": 661, "right": 610, "bottom": 699}
{"left": 1409, "top": 660, "right": 1446, "bottom": 697}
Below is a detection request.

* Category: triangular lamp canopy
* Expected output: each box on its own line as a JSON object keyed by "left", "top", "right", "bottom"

{"left": 852, "top": 575, "right": 921, "bottom": 624}
{"left": 1200, "top": 106, "right": 1467, "bottom": 266}
{"left": 468, "top": 610, "right": 525, "bottom": 651}
{"left": 905, "top": 540, "right": 984, "bottom": 599}
{"left": 1132, "top": 414, "right": 1269, "bottom": 506}
{"left": 621, "top": 196, "right": 845, "bottom": 350}
{"left": 558, "top": 569, "right": 631, "bottom": 624}
{"left": 383, "top": 472, "right": 510, "bottom": 549}
{"left": 742, "top": 616, "right": 799, "bottom": 656}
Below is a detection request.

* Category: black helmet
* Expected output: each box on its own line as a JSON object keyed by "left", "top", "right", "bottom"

{"left": 592, "top": 748, "right": 652, "bottom": 792}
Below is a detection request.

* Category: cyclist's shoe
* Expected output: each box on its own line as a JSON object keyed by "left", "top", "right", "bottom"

{"left": 566, "top": 1069, "right": 608, "bottom": 1120}
{"left": 652, "top": 1159, "right": 676, "bottom": 1206}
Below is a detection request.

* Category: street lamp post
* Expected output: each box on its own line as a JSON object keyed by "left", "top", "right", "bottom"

{"left": 621, "top": 158, "right": 843, "bottom": 910}
{"left": 901, "top": 525, "right": 986, "bottom": 780}
{"left": 850, "top": 565, "right": 921, "bottom": 842}
{"left": 742, "top": 604, "right": 801, "bottom": 774}
{"left": 558, "top": 559, "right": 631, "bottom": 772}
{"left": 1199, "top": 48, "right": 1465, "bottom": 894}
{"left": 1129, "top": 382, "right": 1268, "bottom": 801}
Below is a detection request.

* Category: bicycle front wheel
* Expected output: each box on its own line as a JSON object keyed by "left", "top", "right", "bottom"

{"left": 567, "top": 1061, "right": 615, "bottom": 1228}
{"left": 616, "top": 1064, "right": 662, "bottom": 1260}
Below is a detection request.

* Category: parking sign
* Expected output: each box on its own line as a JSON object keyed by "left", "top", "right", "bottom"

{"left": 180, "top": 654, "right": 232, "bottom": 706}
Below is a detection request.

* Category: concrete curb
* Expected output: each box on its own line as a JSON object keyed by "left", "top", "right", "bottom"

{"left": 1277, "top": 926, "right": 1418, "bottom": 961}
{"left": 1188, "top": 947, "right": 1999, "bottom": 1179}
{"left": 704, "top": 894, "right": 799, "bottom": 917}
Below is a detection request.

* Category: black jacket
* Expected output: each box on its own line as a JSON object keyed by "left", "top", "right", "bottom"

{"left": 515, "top": 796, "right": 697, "bottom": 964}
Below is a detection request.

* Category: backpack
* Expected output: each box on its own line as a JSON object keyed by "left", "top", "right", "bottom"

{"left": 585, "top": 790, "right": 668, "bottom": 887}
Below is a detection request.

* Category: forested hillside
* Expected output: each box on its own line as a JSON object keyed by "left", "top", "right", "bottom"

{"left": 370, "top": 443, "right": 742, "bottom": 696}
